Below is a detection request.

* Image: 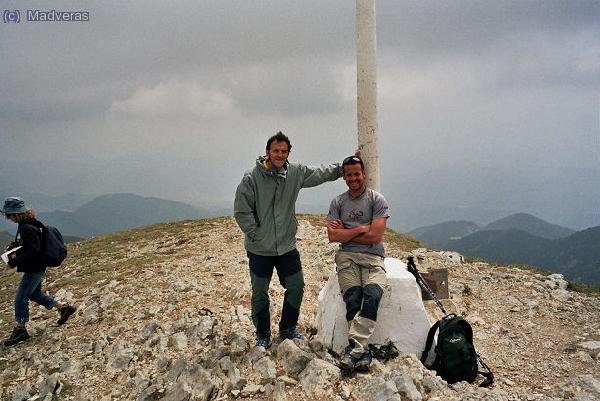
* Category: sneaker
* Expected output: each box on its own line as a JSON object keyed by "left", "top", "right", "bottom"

{"left": 354, "top": 350, "right": 372, "bottom": 372}
{"left": 339, "top": 341, "right": 358, "bottom": 370}
{"left": 57, "top": 305, "right": 76, "bottom": 325}
{"left": 279, "top": 326, "right": 305, "bottom": 341}
{"left": 3, "top": 326, "right": 30, "bottom": 347}
{"left": 255, "top": 337, "right": 272, "bottom": 349}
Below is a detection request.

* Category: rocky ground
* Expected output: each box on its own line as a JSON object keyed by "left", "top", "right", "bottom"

{"left": 0, "top": 216, "right": 598, "bottom": 401}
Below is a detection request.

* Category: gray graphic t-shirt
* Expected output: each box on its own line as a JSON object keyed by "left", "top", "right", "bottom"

{"left": 327, "top": 188, "right": 390, "bottom": 257}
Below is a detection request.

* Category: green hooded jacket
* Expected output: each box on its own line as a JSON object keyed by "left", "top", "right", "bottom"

{"left": 234, "top": 156, "right": 342, "bottom": 256}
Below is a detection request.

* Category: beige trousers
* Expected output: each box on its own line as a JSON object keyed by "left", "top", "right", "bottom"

{"left": 335, "top": 251, "right": 386, "bottom": 356}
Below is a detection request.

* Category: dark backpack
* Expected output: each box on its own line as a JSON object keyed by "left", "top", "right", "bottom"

{"left": 421, "top": 313, "right": 493, "bottom": 386}
{"left": 28, "top": 220, "right": 68, "bottom": 267}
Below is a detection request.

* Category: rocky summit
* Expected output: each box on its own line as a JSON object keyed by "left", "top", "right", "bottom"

{"left": 0, "top": 216, "right": 598, "bottom": 401}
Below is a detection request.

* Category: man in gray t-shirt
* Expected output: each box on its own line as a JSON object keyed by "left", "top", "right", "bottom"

{"left": 327, "top": 156, "right": 390, "bottom": 372}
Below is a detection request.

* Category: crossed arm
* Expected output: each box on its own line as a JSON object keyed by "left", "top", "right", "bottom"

{"left": 327, "top": 217, "right": 387, "bottom": 245}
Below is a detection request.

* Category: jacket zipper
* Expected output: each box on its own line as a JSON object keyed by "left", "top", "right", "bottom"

{"left": 273, "top": 175, "right": 279, "bottom": 254}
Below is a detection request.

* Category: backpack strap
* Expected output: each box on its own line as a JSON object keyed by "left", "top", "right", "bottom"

{"left": 421, "top": 313, "right": 457, "bottom": 365}
{"left": 26, "top": 219, "right": 45, "bottom": 230}
{"left": 23, "top": 220, "right": 47, "bottom": 252}
{"left": 477, "top": 354, "right": 494, "bottom": 387}
{"left": 420, "top": 319, "right": 440, "bottom": 365}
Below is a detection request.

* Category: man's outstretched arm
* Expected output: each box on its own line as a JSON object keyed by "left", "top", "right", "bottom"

{"left": 327, "top": 219, "right": 370, "bottom": 243}
{"left": 347, "top": 217, "right": 387, "bottom": 245}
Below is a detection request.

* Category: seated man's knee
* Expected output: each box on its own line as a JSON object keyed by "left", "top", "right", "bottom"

{"left": 343, "top": 286, "right": 363, "bottom": 321}
{"left": 360, "top": 284, "right": 383, "bottom": 321}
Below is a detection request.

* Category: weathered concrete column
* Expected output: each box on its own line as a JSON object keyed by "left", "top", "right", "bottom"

{"left": 357, "top": 0, "right": 380, "bottom": 192}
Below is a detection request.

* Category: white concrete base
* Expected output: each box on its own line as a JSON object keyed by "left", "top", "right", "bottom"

{"left": 315, "top": 257, "right": 433, "bottom": 359}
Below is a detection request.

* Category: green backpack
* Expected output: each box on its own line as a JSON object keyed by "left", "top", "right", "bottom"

{"left": 421, "top": 313, "right": 493, "bottom": 386}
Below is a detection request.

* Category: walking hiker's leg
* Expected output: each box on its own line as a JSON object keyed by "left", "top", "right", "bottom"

{"left": 29, "top": 275, "right": 58, "bottom": 310}
{"left": 248, "top": 252, "right": 275, "bottom": 338}
{"left": 275, "top": 249, "right": 304, "bottom": 332}
{"left": 14, "top": 272, "right": 46, "bottom": 324}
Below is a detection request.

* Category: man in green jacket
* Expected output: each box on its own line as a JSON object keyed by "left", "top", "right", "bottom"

{"left": 234, "top": 131, "right": 344, "bottom": 348}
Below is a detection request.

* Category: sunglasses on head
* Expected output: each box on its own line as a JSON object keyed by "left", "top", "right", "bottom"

{"left": 342, "top": 156, "right": 362, "bottom": 165}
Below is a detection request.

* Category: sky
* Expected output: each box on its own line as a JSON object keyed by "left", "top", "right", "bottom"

{"left": 1, "top": 1, "right": 599, "bottom": 231}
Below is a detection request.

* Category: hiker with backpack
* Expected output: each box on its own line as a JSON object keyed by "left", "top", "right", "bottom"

{"left": 326, "top": 156, "right": 390, "bottom": 372}
{"left": 1, "top": 196, "right": 75, "bottom": 347}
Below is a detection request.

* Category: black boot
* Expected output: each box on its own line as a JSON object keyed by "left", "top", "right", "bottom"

{"left": 57, "top": 305, "right": 76, "bottom": 325}
{"left": 339, "top": 339, "right": 359, "bottom": 370}
{"left": 354, "top": 350, "right": 373, "bottom": 372}
{"left": 3, "top": 326, "right": 30, "bottom": 347}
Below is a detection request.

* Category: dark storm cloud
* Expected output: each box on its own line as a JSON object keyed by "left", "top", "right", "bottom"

{"left": 1, "top": 1, "right": 599, "bottom": 231}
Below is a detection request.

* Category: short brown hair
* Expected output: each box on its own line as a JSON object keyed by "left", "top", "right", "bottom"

{"left": 342, "top": 156, "right": 364, "bottom": 172}
{"left": 266, "top": 131, "right": 292, "bottom": 152}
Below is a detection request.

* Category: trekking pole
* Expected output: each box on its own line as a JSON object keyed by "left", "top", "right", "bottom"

{"left": 406, "top": 256, "right": 447, "bottom": 315}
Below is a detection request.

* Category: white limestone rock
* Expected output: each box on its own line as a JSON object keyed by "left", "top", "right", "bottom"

{"left": 277, "top": 339, "right": 313, "bottom": 378}
{"left": 578, "top": 340, "right": 600, "bottom": 353}
{"left": 139, "top": 320, "right": 161, "bottom": 339}
{"left": 298, "top": 358, "right": 340, "bottom": 395}
{"left": 273, "top": 382, "right": 287, "bottom": 401}
{"left": 391, "top": 374, "right": 422, "bottom": 401}
{"left": 106, "top": 340, "right": 134, "bottom": 371}
{"left": 253, "top": 357, "right": 277, "bottom": 384}
{"left": 316, "top": 257, "right": 433, "bottom": 360}
{"left": 353, "top": 377, "right": 401, "bottom": 401}
{"left": 169, "top": 332, "right": 188, "bottom": 351}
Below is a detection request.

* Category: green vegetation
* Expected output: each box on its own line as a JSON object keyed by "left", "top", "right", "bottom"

{"left": 297, "top": 213, "right": 327, "bottom": 228}
{"left": 383, "top": 229, "right": 421, "bottom": 252}
{"left": 501, "top": 262, "right": 554, "bottom": 276}
{"left": 369, "top": 341, "right": 400, "bottom": 362}
{"left": 1, "top": 217, "right": 229, "bottom": 298}
{"left": 567, "top": 282, "right": 600, "bottom": 296}
{"left": 462, "top": 284, "right": 472, "bottom": 296}
{"left": 464, "top": 255, "right": 487, "bottom": 263}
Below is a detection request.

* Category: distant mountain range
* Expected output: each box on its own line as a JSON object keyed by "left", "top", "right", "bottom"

{"left": 410, "top": 213, "right": 575, "bottom": 248}
{"left": 482, "top": 213, "right": 575, "bottom": 239}
{"left": 408, "top": 220, "right": 481, "bottom": 249}
{"left": 1, "top": 193, "right": 207, "bottom": 238}
{"left": 410, "top": 213, "right": 598, "bottom": 285}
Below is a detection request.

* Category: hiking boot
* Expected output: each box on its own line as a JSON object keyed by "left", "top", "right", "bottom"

{"left": 354, "top": 350, "right": 372, "bottom": 372}
{"left": 57, "top": 305, "right": 76, "bottom": 325}
{"left": 255, "top": 336, "right": 272, "bottom": 349}
{"left": 339, "top": 341, "right": 359, "bottom": 370}
{"left": 279, "top": 326, "right": 305, "bottom": 341}
{"left": 3, "top": 326, "right": 30, "bottom": 347}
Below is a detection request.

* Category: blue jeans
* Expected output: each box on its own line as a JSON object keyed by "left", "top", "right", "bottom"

{"left": 15, "top": 271, "right": 57, "bottom": 324}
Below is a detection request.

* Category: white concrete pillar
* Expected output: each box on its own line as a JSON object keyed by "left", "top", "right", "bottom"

{"left": 356, "top": 0, "right": 380, "bottom": 192}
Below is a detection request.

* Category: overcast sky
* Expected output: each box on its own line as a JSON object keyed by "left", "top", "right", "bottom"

{"left": 1, "top": 1, "right": 599, "bottom": 230}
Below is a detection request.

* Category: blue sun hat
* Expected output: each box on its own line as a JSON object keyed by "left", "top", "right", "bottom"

{"left": 1, "top": 197, "right": 29, "bottom": 215}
